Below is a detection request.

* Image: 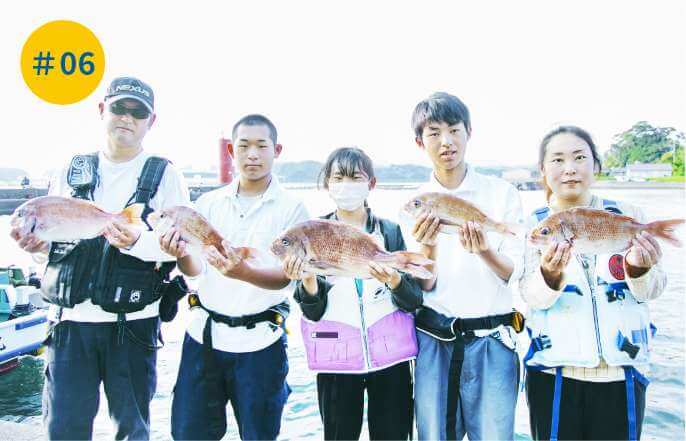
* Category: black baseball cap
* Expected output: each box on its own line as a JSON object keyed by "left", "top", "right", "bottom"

{"left": 104, "top": 76, "right": 154, "bottom": 113}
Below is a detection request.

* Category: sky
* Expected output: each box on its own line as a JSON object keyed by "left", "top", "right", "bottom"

{"left": 1, "top": 0, "right": 684, "bottom": 177}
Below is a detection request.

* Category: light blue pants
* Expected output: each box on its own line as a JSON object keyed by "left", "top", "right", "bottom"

{"left": 414, "top": 331, "right": 519, "bottom": 440}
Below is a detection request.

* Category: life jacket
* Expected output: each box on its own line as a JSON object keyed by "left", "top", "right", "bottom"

{"left": 40, "top": 153, "right": 176, "bottom": 316}
{"left": 300, "top": 214, "right": 418, "bottom": 373}
{"left": 524, "top": 198, "right": 656, "bottom": 441}
{"left": 524, "top": 198, "right": 656, "bottom": 371}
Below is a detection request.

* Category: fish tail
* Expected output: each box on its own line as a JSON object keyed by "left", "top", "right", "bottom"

{"left": 119, "top": 203, "right": 146, "bottom": 227}
{"left": 496, "top": 221, "right": 524, "bottom": 237}
{"left": 645, "top": 219, "right": 685, "bottom": 247}
{"left": 233, "top": 246, "right": 261, "bottom": 261}
{"left": 385, "top": 251, "right": 434, "bottom": 279}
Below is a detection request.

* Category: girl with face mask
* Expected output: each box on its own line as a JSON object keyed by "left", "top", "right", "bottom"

{"left": 520, "top": 126, "right": 668, "bottom": 441}
{"left": 283, "top": 147, "right": 425, "bottom": 440}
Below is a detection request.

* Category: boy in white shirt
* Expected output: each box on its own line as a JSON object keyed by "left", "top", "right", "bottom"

{"left": 407, "top": 92, "right": 525, "bottom": 440}
{"left": 160, "top": 114, "right": 308, "bottom": 440}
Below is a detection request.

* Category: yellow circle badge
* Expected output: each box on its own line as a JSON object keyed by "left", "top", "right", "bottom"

{"left": 20, "top": 20, "right": 105, "bottom": 105}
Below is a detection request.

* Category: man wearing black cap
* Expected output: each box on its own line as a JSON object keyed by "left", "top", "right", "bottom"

{"left": 10, "top": 76, "right": 190, "bottom": 440}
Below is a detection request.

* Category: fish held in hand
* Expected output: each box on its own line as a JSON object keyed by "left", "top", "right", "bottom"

{"left": 402, "top": 192, "right": 519, "bottom": 236}
{"left": 270, "top": 219, "right": 434, "bottom": 279}
{"left": 9, "top": 195, "right": 145, "bottom": 242}
{"left": 147, "top": 205, "right": 257, "bottom": 260}
{"left": 528, "top": 207, "right": 684, "bottom": 255}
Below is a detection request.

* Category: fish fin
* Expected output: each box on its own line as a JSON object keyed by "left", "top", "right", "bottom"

{"left": 645, "top": 219, "right": 685, "bottom": 247}
{"left": 400, "top": 264, "right": 434, "bottom": 280}
{"left": 233, "top": 246, "right": 261, "bottom": 261}
{"left": 387, "top": 251, "right": 434, "bottom": 280}
{"left": 119, "top": 203, "right": 146, "bottom": 227}
{"left": 308, "top": 259, "right": 338, "bottom": 271}
{"left": 559, "top": 221, "right": 576, "bottom": 245}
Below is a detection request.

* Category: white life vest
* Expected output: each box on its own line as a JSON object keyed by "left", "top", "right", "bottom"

{"left": 524, "top": 199, "right": 656, "bottom": 371}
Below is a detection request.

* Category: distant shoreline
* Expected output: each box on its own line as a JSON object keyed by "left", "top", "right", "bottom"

{"left": 590, "top": 181, "right": 684, "bottom": 190}
{"left": 0, "top": 180, "right": 683, "bottom": 194}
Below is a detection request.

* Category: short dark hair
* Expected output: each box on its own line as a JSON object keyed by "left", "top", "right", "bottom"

{"left": 411, "top": 92, "right": 471, "bottom": 139}
{"left": 318, "top": 147, "right": 375, "bottom": 190}
{"left": 538, "top": 125, "right": 603, "bottom": 201}
{"left": 231, "top": 114, "right": 278, "bottom": 145}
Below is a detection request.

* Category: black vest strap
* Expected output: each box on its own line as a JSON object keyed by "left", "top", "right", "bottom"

{"left": 132, "top": 156, "right": 169, "bottom": 205}
{"left": 124, "top": 156, "right": 169, "bottom": 230}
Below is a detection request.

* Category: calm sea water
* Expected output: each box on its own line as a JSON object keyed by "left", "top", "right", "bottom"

{"left": 0, "top": 188, "right": 684, "bottom": 440}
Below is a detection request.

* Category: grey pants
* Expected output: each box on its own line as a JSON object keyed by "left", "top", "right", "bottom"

{"left": 414, "top": 331, "right": 519, "bottom": 440}
{"left": 42, "top": 318, "right": 159, "bottom": 440}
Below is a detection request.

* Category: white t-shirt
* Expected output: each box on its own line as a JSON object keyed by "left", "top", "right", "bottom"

{"left": 186, "top": 177, "right": 309, "bottom": 353}
{"left": 402, "top": 165, "right": 525, "bottom": 335}
{"left": 236, "top": 193, "right": 262, "bottom": 215}
{"left": 46, "top": 150, "right": 191, "bottom": 323}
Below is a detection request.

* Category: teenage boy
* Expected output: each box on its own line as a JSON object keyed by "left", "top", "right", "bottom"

{"left": 160, "top": 114, "right": 309, "bottom": 440}
{"left": 407, "top": 92, "right": 525, "bottom": 440}
{"left": 10, "top": 76, "right": 190, "bottom": 440}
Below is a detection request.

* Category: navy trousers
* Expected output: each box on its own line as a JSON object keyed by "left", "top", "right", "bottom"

{"left": 526, "top": 369, "right": 647, "bottom": 440}
{"left": 42, "top": 317, "right": 160, "bottom": 440}
{"left": 171, "top": 333, "right": 291, "bottom": 440}
{"left": 316, "top": 361, "right": 414, "bottom": 440}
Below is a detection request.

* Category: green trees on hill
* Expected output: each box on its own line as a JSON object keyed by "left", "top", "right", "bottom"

{"left": 660, "top": 145, "right": 684, "bottom": 176}
{"left": 604, "top": 122, "right": 685, "bottom": 175}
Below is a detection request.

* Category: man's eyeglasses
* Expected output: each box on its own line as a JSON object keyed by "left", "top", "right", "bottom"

{"left": 109, "top": 102, "right": 151, "bottom": 120}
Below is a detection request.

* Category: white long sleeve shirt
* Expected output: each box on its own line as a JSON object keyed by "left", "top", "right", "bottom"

{"left": 186, "top": 176, "right": 309, "bottom": 353}
{"left": 403, "top": 166, "right": 525, "bottom": 335}
{"left": 46, "top": 150, "right": 191, "bottom": 323}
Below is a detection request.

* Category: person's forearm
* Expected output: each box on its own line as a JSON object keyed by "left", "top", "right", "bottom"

{"left": 177, "top": 255, "right": 203, "bottom": 277}
{"left": 391, "top": 276, "right": 423, "bottom": 311}
{"left": 302, "top": 276, "right": 318, "bottom": 295}
{"left": 479, "top": 249, "right": 514, "bottom": 282}
{"left": 231, "top": 262, "right": 290, "bottom": 290}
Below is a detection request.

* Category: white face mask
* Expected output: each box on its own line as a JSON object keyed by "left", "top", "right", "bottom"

{"left": 328, "top": 181, "right": 370, "bottom": 211}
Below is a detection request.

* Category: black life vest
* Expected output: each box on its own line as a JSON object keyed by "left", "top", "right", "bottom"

{"left": 41, "top": 153, "right": 176, "bottom": 314}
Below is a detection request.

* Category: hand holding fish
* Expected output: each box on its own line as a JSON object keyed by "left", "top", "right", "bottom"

{"left": 159, "top": 228, "right": 190, "bottom": 259}
{"left": 457, "top": 221, "right": 490, "bottom": 254}
{"left": 412, "top": 211, "right": 441, "bottom": 246}
{"left": 539, "top": 242, "right": 572, "bottom": 290}
{"left": 368, "top": 261, "right": 401, "bottom": 289}
{"left": 103, "top": 221, "right": 141, "bottom": 249}
{"left": 625, "top": 231, "right": 662, "bottom": 278}
{"left": 271, "top": 219, "right": 434, "bottom": 280}
{"left": 528, "top": 207, "right": 684, "bottom": 255}
{"left": 403, "top": 193, "right": 518, "bottom": 237}
{"left": 205, "top": 240, "right": 245, "bottom": 278}
{"left": 9, "top": 228, "right": 48, "bottom": 254}
{"left": 282, "top": 255, "right": 318, "bottom": 295}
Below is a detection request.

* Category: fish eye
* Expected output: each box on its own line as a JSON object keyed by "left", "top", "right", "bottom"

{"left": 281, "top": 238, "right": 290, "bottom": 247}
{"left": 413, "top": 200, "right": 421, "bottom": 208}
{"left": 540, "top": 227, "right": 550, "bottom": 236}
